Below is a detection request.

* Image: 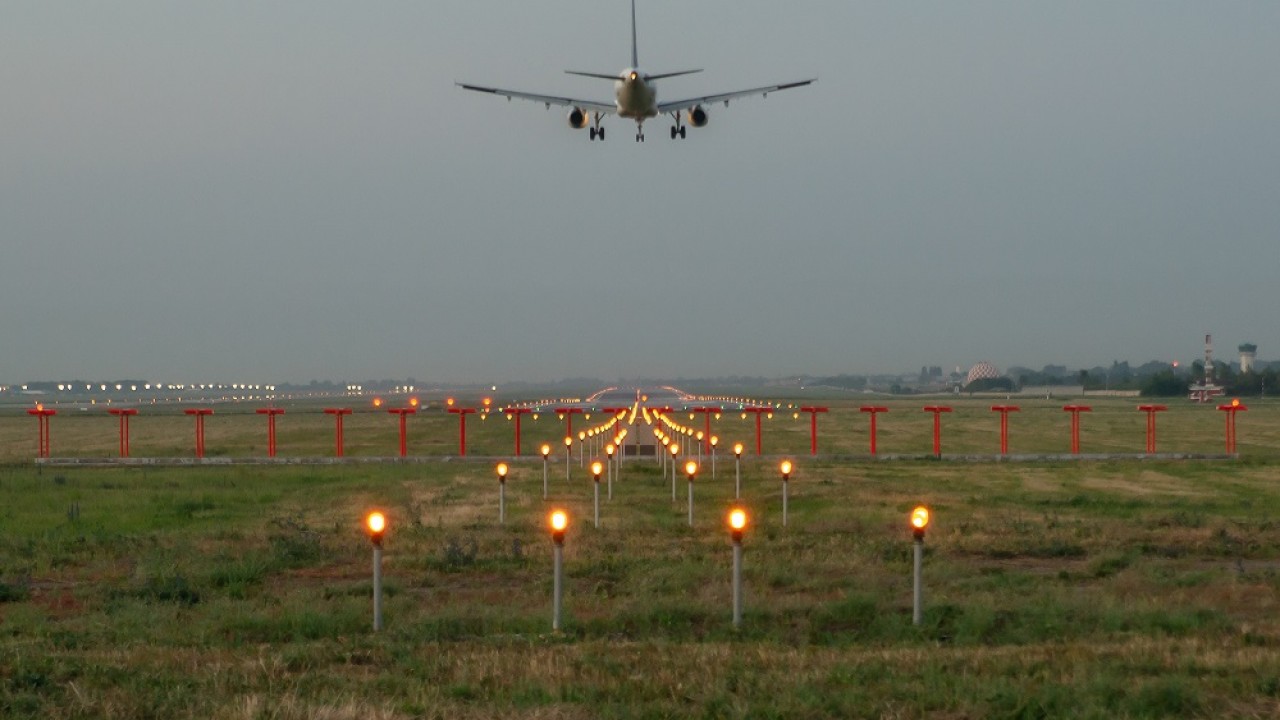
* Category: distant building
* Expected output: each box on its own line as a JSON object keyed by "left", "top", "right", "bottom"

{"left": 1240, "top": 343, "right": 1257, "bottom": 373}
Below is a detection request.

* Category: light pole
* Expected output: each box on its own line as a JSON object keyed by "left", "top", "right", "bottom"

{"left": 605, "top": 443, "right": 616, "bottom": 500}
{"left": 365, "top": 511, "right": 387, "bottom": 631}
{"left": 324, "top": 408, "right": 352, "bottom": 457}
{"left": 387, "top": 407, "right": 417, "bottom": 458}
{"left": 1218, "top": 399, "right": 1247, "bottom": 455}
{"left": 591, "top": 461, "right": 603, "bottom": 528}
{"left": 549, "top": 509, "right": 568, "bottom": 632}
{"left": 255, "top": 407, "right": 284, "bottom": 458}
{"left": 990, "top": 405, "right": 1020, "bottom": 456}
{"left": 741, "top": 407, "right": 771, "bottom": 455}
{"left": 184, "top": 408, "right": 213, "bottom": 459}
{"left": 733, "top": 442, "right": 744, "bottom": 499}
{"left": 496, "top": 462, "right": 509, "bottom": 524}
{"left": 1138, "top": 404, "right": 1168, "bottom": 454}
{"left": 541, "top": 444, "right": 551, "bottom": 499}
{"left": 709, "top": 435, "right": 719, "bottom": 480}
{"left": 447, "top": 407, "right": 477, "bottom": 456}
{"left": 780, "top": 460, "right": 793, "bottom": 527}
{"left": 108, "top": 408, "right": 138, "bottom": 458}
{"left": 564, "top": 436, "right": 573, "bottom": 482}
{"left": 685, "top": 460, "right": 698, "bottom": 527}
{"left": 504, "top": 407, "right": 533, "bottom": 456}
{"left": 911, "top": 506, "right": 929, "bottom": 626}
{"left": 728, "top": 507, "right": 747, "bottom": 629}
{"left": 860, "top": 406, "right": 889, "bottom": 456}
{"left": 669, "top": 442, "right": 680, "bottom": 501}
{"left": 922, "top": 406, "right": 952, "bottom": 457}
{"left": 28, "top": 407, "right": 56, "bottom": 459}
{"left": 798, "top": 406, "right": 829, "bottom": 455}
{"left": 1062, "top": 405, "right": 1092, "bottom": 455}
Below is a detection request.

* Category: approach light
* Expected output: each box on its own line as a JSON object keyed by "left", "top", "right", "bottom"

{"left": 733, "top": 442, "right": 744, "bottom": 458}
{"left": 541, "top": 444, "right": 551, "bottom": 459}
{"left": 564, "top": 436, "right": 573, "bottom": 448}
{"left": 446, "top": 397, "right": 455, "bottom": 407}
{"left": 780, "top": 460, "right": 793, "bottom": 480}
{"left": 549, "top": 509, "right": 569, "bottom": 540}
{"left": 373, "top": 397, "right": 383, "bottom": 408}
{"left": 591, "top": 461, "right": 603, "bottom": 480}
{"left": 728, "top": 507, "right": 748, "bottom": 538}
{"left": 497, "top": 462, "right": 509, "bottom": 481}
{"left": 685, "top": 460, "right": 698, "bottom": 479}
{"left": 366, "top": 511, "right": 387, "bottom": 543}
{"left": 606, "top": 443, "right": 615, "bottom": 458}
{"left": 710, "top": 435, "right": 719, "bottom": 448}
{"left": 669, "top": 443, "right": 679, "bottom": 458}
{"left": 911, "top": 506, "right": 930, "bottom": 536}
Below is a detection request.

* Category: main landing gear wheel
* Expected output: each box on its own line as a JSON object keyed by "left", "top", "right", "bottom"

{"left": 670, "top": 126, "right": 687, "bottom": 139}
{"left": 590, "top": 127, "right": 606, "bottom": 141}
{"left": 635, "top": 132, "right": 645, "bottom": 142}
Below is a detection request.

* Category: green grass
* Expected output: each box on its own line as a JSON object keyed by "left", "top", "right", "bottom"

{"left": 2, "top": 410, "right": 1280, "bottom": 717}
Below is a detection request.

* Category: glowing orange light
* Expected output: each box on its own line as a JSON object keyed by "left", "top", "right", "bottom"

{"left": 366, "top": 511, "right": 387, "bottom": 536}
{"left": 373, "top": 397, "right": 383, "bottom": 408}
{"left": 541, "top": 444, "right": 551, "bottom": 458}
{"left": 669, "top": 444, "right": 679, "bottom": 457}
{"left": 606, "top": 444, "right": 615, "bottom": 457}
{"left": 496, "top": 462, "right": 509, "bottom": 479}
{"left": 1233, "top": 398, "right": 1241, "bottom": 407}
{"left": 780, "top": 460, "right": 793, "bottom": 478}
{"left": 591, "top": 461, "right": 603, "bottom": 478}
{"left": 483, "top": 397, "right": 492, "bottom": 407}
{"left": 446, "top": 397, "right": 455, "bottom": 407}
{"left": 728, "top": 508, "right": 748, "bottom": 531}
{"left": 911, "top": 506, "right": 930, "bottom": 530}
{"left": 685, "top": 460, "right": 698, "bottom": 477}
{"left": 409, "top": 397, "right": 420, "bottom": 408}
{"left": 550, "top": 509, "right": 568, "bottom": 533}
{"left": 564, "top": 436, "right": 572, "bottom": 447}
{"left": 710, "top": 435, "right": 719, "bottom": 447}
{"left": 733, "top": 442, "right": 744, "bottom": 457}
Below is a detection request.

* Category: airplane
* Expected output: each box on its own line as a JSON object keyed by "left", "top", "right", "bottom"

{"left": 456, "top": 0, "right": 816, "bottom": 142}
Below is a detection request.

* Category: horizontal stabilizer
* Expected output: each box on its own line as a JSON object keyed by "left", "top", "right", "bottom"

{"left": 646, "top": 69, "right": 702, "bottom": 81}
{"left": 565, "top": 70, "right": 624, "bottom": 81}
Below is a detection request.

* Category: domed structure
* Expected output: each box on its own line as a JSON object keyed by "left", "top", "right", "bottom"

{"left": 965, "top": 362, "right": 1000, "bottom": 387}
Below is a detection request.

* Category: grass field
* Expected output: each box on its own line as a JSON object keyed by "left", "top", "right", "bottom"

{"left": 2, "top": 397, "right": 1279, "bottom": 717}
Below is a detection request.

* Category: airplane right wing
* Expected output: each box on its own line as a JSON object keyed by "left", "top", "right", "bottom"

{"left": 455, "top": 83, "right": 615, "bottom": 114}
{"left": 655, "top": 78, "right": 816, "bottom": 114}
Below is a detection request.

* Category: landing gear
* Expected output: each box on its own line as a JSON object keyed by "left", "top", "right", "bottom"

{"left": 668, "top": 111, "right": 687, "bottom": 139}
{"left": 589, "top": 113, "right": 605, "bottom": 141}
{"left": 635, "top": 132, "right": 645, "bottom": 142}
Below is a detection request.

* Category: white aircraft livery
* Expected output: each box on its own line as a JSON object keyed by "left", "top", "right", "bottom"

{"left": 457, "top": 0, "right": 816, "bottom": 142}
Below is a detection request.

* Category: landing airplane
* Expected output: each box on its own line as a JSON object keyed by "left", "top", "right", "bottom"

{"left": 456, "top": 0, "right": 815, "bottom": 142}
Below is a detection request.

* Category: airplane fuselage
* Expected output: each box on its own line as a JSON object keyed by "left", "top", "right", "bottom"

{"left": 616, "top": 70, "right": 658, "bottom": 119}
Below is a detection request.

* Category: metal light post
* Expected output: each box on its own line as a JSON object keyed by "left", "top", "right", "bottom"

{"left": 685, "top": 460, "right": 698, "bottom": 527}
{"left": 1218, "top": 399, "right": 1247, "bottom": 455}
{"left": 922, "top": 406, "right": 952, "bottom": 457}
{"left": 990, "top": 405, "right": 1020, "bottom": 455}
{"left": 798, "top": 406, "right": 829, "bottom": 455}
{"left": 447, "top": 406, "right": 476, "bottom": 456}
{"left": 605, "top": 444, "right": 616, "bottom": 500}
{"left": 504, "top": 407, "right": 533, "bottom": 456}
{"left": 365, "top": 511, "right": 387, "bottom": 631}
{"left": 742, "top": 407, "right": 770, "bottom": 455}
{"left": 669, "top": 442, "right": 680, "bottom": 501}
{"left": 1062, "top": 405, "right": 1092, "bottom": 455}
{"left": 496, "top": 462, "right": 509, "bottom": 524}
{"left": 860, "top": 406, "right": 889, "bottom": 456}
{"left": 728, "top": 507, "right": 747, "bottom": 629}
{"left": 733, "top": 442, "right": 744, "bottom": 499}
{"left": 28, "top": 407, "right": 56, "bottom": 459}
{"left": 387, "top": 407, "right": 417, "bottom": 457}
{"left": 710, "top": 435, "right": 719, "bottom": 480}
{"left": 541, "top": 444, "right": 551, "bottom": 499}
{"left": 324, "top": 408, "right": 352, "bottom": 457}
{"left": 108, "top": 408, "right": 138, "bottom": 458}
{"left": 255, "top": 407, "right": 284, "bottom": 458}
{"left": 591, "top": 461, "right": 603, "bottom": 528}
{"left": 1138, "top": 404, "right": 1168, "bottom": 454}
{"left": 564, "top": 436, "right": 573, "bottom": 482}
{"left": 549, "top": 509, "right": 568, "bottom": 632}
{"left": 780, "top": 460, "right": 793, "bottom": 527}
{"left": 184, "top": 408, "right": 213, "bottom": 459}
{"left": 911, "top": 506, "right": 929, "bottom": 626}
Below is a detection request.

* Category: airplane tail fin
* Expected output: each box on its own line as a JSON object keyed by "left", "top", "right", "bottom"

{"left": 631, "top": 0, "right": 639, "bottom": 67}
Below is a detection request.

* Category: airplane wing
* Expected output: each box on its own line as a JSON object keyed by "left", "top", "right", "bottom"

{"left": 655, "top": 78, "right": 816, "bottom": 114}
{"left": 455, "top": 83, "right": 615, "bottom": 113}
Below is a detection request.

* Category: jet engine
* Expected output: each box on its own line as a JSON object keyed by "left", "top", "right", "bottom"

{"left": 568, "top": 108, "right": 590, "bottom": 129}
{"left": 688, "top": 105, "right": 709, "bottom": 128}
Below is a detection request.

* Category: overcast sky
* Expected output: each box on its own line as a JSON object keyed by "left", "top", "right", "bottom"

{"left": 3, "top": 1, "right": 1276, "bottom": 385}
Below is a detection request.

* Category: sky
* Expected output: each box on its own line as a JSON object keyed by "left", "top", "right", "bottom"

{"left": 3, "top": 1, "right": 1277, "bottom": 385}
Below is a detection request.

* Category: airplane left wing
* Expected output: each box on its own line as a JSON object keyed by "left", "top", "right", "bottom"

{"left": 455, "top": 83, "right": 615, "bottom": 113}
{"left": 655, "top": 78, "right": 816, "bottom": 114}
